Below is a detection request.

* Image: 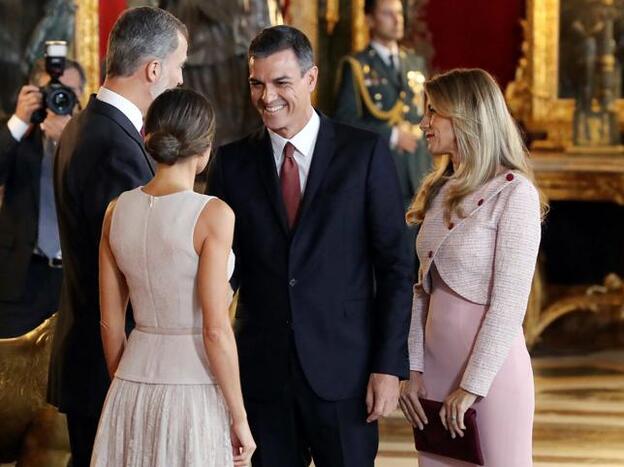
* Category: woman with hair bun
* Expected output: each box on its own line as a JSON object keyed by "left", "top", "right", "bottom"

{"left": 399, "top": 68, "right": 546, "bottom": 466}
{"left": 91, "top": 88, "right": 255, "bottom": 466}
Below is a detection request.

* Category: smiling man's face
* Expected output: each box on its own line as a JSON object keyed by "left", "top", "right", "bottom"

{"left": 248, "top": 48, "right": 318, "bottom": 139}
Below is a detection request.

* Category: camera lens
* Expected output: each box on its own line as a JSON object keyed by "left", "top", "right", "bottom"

{"left": 46, "top": 87, "right": 76, "bottom": 115}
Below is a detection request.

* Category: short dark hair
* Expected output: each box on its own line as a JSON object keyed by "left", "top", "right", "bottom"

{"left": 106, "top": 7, "right": 188, "bottom": 78}
{"left": 248, "top": 26, "right": 314, "bottom": 74}
{"left": 29, "top": 58, "right": 87, "bottom": 91}
{"left": 144, "top": 88, "right": 215, "bottom": 166}
{"left": 364, "top": 0, "right": 378, "bottom": 15}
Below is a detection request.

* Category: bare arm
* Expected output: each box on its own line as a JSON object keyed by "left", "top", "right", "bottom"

{"left": 196, "top": 199, "right": 246, "bottom": 423}
{"left": 99, "top": 199, "right": 129, "bottom": 378}
{"left": 197, "top": 199, "right": 255, "bottom": 464}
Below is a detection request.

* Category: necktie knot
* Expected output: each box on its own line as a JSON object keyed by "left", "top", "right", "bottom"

{"left": 284, "top": 142, "right": 295, "bottom": 160}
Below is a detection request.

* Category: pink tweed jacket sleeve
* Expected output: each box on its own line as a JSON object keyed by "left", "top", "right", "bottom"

{"left": 408, "top": 171, "right": 541, "bottom": 396}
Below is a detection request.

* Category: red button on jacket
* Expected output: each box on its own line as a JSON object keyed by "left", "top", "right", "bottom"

{"left": 506, "top": 173, "right": 514, "bottom": 181}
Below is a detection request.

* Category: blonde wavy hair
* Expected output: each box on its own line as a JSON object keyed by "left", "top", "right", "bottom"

{"left": 406, "top": 68, "right": 547, "bottom": 225}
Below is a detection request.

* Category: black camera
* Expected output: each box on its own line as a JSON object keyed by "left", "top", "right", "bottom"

{"left": 31, "top": 41, "right": 77, "bottom": 124}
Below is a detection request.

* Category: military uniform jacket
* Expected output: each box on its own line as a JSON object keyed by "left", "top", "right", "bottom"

{"left": 334, "top": 44, "right": 431, "bottom": 204}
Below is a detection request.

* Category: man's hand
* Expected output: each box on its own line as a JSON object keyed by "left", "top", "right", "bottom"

{"left": 366, "top": 373, "right": 400, "bottom": 423}
{"left": 40, "top": 111, "right": 71, "bottom": 143}
{"left": 15, "top": 85, "right": 42, "bottom": 124}
{"left": 395, "top": 128, "right": 418, "bottom": 153}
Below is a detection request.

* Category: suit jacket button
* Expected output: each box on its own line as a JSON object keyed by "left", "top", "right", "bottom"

{"left": 428, "top": 251, "right": 433, "bottom": 258}
{"left": 506, "top": 173, "right": 514, "bottom": 181}
{"left": 289, "top": 278, "right": 297, "bottom": 287}
{"left": 477, "top": 198, "right": 484, "bottom": 206}
{"left": 448, "top": 222, "right": 454, "bottom": 229}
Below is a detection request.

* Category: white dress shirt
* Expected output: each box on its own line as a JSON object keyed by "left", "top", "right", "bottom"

{"left": 7, "top": 114, "right": 30, "bottom": 142}
{"left": 370, "top": 40, "right": 400, "bottom": 70}
{"left": 268, "top": 110, "right": 320, "bottom": 194}
{"left": 96, "top": 87, "right": 143, "bottom": 133}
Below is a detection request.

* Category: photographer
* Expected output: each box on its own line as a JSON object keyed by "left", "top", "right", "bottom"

{"left": 0, "top": 57, "right": 85, "bottom": 338}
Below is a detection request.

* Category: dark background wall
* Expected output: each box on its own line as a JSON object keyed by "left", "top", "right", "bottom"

{"left": 424, "top": 0, "right": 526, "bottom": 89}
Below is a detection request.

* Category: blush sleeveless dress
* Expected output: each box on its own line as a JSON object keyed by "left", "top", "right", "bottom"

{"left": 419, "top": 264, "right": 534, "bottom": 467}
{"left": 90, "top": 188, "right": 235, "bottom": 467}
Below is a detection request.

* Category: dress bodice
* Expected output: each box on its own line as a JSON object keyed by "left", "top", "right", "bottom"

{"left": 109, "top": 187, "right": 235, "bottom": 384}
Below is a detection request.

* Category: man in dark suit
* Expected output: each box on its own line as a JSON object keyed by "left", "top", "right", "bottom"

{"left": 0, "top": 58, "right": 85, "bottom": 338}
{"left": 207, "top": 26, "right": 412, "bottom": 467}
{"left": 47, "top": 7, "right": 188, "bottom": 466}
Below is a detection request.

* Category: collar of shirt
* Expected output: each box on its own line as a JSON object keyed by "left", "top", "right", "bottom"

{"left": 268, "top": 110, "right": 320, "bottom": 192}
{"left": 370, "top": 40, "right": 400, "bottom": 68}
{"left": 96, "top": 87, "right": 143, "bottom": 134}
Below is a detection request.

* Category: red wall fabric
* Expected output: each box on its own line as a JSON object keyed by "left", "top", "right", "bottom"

{"left": 424, "top": 0, "right": 526, "bottom": 89}
{"left": 99, "top": 0, "right": 127, "bottom": 64}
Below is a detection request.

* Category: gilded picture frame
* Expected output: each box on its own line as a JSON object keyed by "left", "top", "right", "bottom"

{"left": 506, "top": 0, "right": 624, "bottom": 149}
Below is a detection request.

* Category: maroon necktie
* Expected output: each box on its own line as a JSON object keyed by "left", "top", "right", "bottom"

{"left": 280, "top": 142, "right": 301, "bottom": 228}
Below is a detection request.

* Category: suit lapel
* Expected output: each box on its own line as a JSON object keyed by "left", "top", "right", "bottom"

{"left": 23, "top": 127, "right": 44, "bottom": 207}
{"left": 89, "top": 95, "right": 155, "bottom": 175}
{"left": 24, "top": 127, "right": 43, "bottom": 179}
{"left": 254, "top": 129, "right": 289, "bottom": 235}
{"left": 294, "top": 114, "right": 336, "bottom": 235}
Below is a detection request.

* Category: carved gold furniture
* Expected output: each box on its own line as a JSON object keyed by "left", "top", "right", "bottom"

{"left": 523, "top": 152, "right": 624, "bottom": 347}
{"left": 0, "top": 315, "right": 70, "bottom": 466}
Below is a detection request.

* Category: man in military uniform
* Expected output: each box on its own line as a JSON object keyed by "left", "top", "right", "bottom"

{"left": 335, "top": 0, "right": 430, "bottom": 217}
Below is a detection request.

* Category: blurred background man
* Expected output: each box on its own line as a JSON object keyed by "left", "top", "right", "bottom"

{"left": 335, "top": 0, "right": 430, "bottom": 272}
{"left": 0, "top": 57, "right": 85, "bottom": 338}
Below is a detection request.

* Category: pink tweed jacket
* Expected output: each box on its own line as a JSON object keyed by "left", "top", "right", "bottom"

{"left": 408, "top": 170, "right": 541, "bottom": 397}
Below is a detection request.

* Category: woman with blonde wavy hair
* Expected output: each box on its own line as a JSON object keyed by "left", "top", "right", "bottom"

{"left": 398, "top": 68, "right": 545, "bottom": 466}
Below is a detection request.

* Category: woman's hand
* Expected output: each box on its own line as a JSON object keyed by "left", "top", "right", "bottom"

{"left": 399, "top": 371, "right": 429, "bottom": 430}
{"left": 230, "top": 419, "right": 256, "bottom": 467}
{"left": 440, "top": 388, "right": 478, "bottom": 439}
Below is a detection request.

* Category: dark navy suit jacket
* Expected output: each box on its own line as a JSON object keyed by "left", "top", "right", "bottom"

{"left": 47, "top": 96, "right": 154, "bottom": 416}
{"left": 207, "top": 113, "right": 413, "bottom": 402}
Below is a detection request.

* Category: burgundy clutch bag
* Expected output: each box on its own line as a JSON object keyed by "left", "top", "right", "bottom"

{"left": 412, "top": 398, "right": 484, "bottom": 465}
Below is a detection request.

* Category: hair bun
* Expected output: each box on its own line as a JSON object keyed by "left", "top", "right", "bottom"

{"left": 145, "top": 130, "right": 182, "bottom": 165}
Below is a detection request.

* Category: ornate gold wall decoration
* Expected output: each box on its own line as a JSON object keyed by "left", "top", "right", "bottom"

{"left": 326, "top": 0, "right": 340, "bottom": 34}
{"left": 352, "top": 0, "right": 369, "bottom": 52}
{"left": 74, "top": 0, "right": 100, "bottom": 103}
{"left": 506, "top": 0, "right": 624, "bottom": 149}
{"left": 288, "top": 0, "right": 318, "bottom": 61}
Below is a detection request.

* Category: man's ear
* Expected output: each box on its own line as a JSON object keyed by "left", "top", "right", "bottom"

{"left": 145, "top": 59, "right": 161, "bottom": 84}
{"left": 306, "top": 66, "right": 319, "bottom": 92}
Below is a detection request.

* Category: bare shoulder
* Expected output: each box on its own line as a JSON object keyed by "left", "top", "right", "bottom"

{"left": 201, "top": 197, "right": 234, "bottom": 223}
{"left": 197, "top": 197, "right": 235, "bottom": 239}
